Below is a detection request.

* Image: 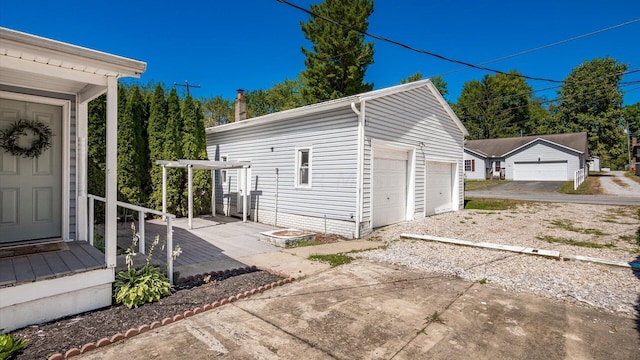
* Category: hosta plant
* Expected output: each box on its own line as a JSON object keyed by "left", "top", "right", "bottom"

{"left": 114, "top": 265, "right": 171, "bottom": 308}
{"left": 0, "top": 334, "right": 28, "bottom": 360}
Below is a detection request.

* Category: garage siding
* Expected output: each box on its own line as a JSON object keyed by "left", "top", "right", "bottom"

{"left": 207, "top": 107, "right": 359, "bottom": 223}
{"left": 363, "top": 86, "right": 465, "bottom": 228}
{"left": 505, "top": 141, "right": 581, "bottom": 181}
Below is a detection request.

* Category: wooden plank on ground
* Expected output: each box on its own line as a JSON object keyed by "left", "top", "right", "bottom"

{"left": 28, "top": 254, "right": 53, "bottom": 280}
{"left": 0, "top": 259, "right": 16, "bottom": 286}
{"left": 42, "top": 252, "right": 72, "bottom": 275}
{"left": 12, "top": 257, "right": 35, "bottom": 284}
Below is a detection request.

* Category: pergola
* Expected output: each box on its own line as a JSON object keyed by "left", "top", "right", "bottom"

{"left": 156, "top": 159, "right": 251, "bottom": 228}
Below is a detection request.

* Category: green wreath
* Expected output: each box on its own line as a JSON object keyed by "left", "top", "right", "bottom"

{"left": 0, "top": 119, "right": 53, "bottom": 158}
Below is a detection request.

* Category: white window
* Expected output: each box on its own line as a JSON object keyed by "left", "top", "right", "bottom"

{"left": 295, "top": 147, "right": 311, "bottom": 187}
{"left": 220, "top": 155, "right": 228, "bottom": 185}
{"left": 464, "top": 159, "right": 475, "bottom": 172}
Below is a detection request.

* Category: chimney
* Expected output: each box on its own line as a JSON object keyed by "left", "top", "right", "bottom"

{"left": 234, "top": 89, "right": 246, "bottom": 122}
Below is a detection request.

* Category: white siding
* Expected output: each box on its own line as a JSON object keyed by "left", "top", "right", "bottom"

{"left": 463, "top": 151, "right": 487, "bottom": 180}
{"left": 363, "top": 86, "right": 465, "bottom": 230}
{"left": 207, "top": 107, "right": 359, "bottom": 232}
{"left": 505, "top": 141, "right": 581, "bottom": 181}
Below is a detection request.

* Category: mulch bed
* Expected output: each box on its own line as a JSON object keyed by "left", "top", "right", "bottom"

{"left": 9, "top": 269, "right": 282, "bottom": 359}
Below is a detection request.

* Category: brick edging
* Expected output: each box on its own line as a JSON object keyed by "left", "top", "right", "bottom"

{"left": 48, "top": 266, "right": 294, "bottom": 360}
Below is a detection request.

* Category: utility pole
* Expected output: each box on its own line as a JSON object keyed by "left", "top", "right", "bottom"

{"left": 173, "top": 80, "right": 201, "bottom": 97}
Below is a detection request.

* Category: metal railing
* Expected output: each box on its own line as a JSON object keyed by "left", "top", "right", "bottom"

{"left": 87, "top": 194, "right": 177, "bottom": 284}
{"left": 574, "top": 168, "right": 586, "bottom": 190}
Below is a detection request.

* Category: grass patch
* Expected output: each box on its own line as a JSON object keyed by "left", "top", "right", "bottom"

{"left": 464, "top": 180, "right": 509, "bottom": 191}
{"left": 624, "top": 171, "right": 640, "bottom": 184}
{"left": 308, "top": 253, "right": 353, "bottom": 267}
{"left": 288, "top": 239, "right": 326, "bottom": 248}
{"left": 464, "top": 197, "right": 528, "bottom": 210}
{"left": 550, "top": 219, "right": 608, "bottom": 236}
{"left": 537, "top": 235, "right": 615, "bottom": 249}
{"left": 558, "top": 177, "right": 603, "bottom": 195}
{"left": 425, "top": 311, "right": 446, "bottom": 325}
{"left": 350, "top": 245, "right": 388, "bottom": 254}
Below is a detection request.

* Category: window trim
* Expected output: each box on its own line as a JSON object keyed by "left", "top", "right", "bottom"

{"left": 220, "top": 155, "right": 228, "bottom": 186}
{"left": 294, "top": 146, "right": 312, "bottom": 188}
{"left": 464, "top": 159, "right": 475, "bottom": 172}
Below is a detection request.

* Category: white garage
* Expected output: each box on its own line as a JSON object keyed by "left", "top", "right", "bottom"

{"left": 425, "top": 161, "right": 453, "bottom": 215}
{"left": 373, "top": 148, "right": 408, "bottom": 228}
{"left": 513, "top": 161, "right": 568, "bottom": 181}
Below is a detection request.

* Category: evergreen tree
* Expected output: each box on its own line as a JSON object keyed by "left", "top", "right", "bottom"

{"left": 148, "top": 84, "right": 168, "bottom": 211}
{"left": 163, "top": 88, "right": 186, "bottom": 216}
{"left": 117, "top": 85, "right": 146, "bottom": 205}
{"left": 300, "top": 0, "right": 375, "bottom": 104}
{"left": 181, "top": 95, "right": 211, "bottom": 215}
{"left": 87, "top": 95, "right": 106, "bottom": 198}
{"left": 554, "top": 57, "right": 627, "bottom": 168}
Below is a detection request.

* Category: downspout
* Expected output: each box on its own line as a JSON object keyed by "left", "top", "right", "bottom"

{"left": 351, "top": 101, "right": 364, "bottom": 239}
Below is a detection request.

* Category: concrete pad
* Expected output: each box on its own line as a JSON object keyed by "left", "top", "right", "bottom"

{"left": 237, "top": 251, "right": 331, "bottom": 278}
{"left": 75, "top": 261, "right": 640, "bottom": 360}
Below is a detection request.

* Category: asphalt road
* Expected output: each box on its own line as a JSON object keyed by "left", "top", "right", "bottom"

{"left": 466, "top": 180, "right": 640, "bottom": 206}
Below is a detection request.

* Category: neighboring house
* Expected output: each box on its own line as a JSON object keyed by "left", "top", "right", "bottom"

{"left": 207, "top": 80, "right": 469, "bottom": 238}
{"left": 464, "top": 132, "right": 589, "bottom": 181}
{"left": 0, "top": 28, "right": 146, "bottom": 331}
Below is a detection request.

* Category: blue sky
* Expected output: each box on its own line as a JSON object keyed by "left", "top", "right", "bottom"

{"left": 1, "top": 0, "right": 639, "bottom": 105}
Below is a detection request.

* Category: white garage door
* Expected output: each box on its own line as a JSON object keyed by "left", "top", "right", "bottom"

{"left": 513, "top": 161, "right": 568, "bottom": 181}
{"left": 373, "top": 148, "right": 407, "bottom": 228}
{"left": 425, "top": 161, "right": 453, "bottom": 216}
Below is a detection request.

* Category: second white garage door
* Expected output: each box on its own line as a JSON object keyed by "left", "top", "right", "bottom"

{"left": 373, "top": 149, "right": 408, "bottom": 228}
{"left": 513, "top": 161, "right": 568, "bottom": 181}
{"left": 425, "top": 161, "right": 453, "bottom": 216}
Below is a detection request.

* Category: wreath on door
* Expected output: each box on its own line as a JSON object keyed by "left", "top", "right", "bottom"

{"left": 0, "top": 119, "right": 53, "bottom": 158}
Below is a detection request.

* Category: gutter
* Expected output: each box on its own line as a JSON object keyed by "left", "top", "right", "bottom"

{"left": 351, "top": 101, "right": 364, "bottom": 239}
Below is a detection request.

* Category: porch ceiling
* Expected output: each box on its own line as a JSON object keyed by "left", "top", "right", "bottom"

{"left": 0, "top": 27, "right": 146, "bottom": 95}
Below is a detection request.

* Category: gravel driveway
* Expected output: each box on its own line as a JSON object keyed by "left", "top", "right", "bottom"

{"left": 361, "top": 202, "right": 640, "bottom": 317}
{"left": 599, "top": 171, "right": 640, "bottom": 196}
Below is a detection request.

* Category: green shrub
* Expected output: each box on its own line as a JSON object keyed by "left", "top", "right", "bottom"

{"left": 114, "top": 265, "right": 171, "bottom": 308}
{"left": 636, "top": 227, "right": 640, "bottom": 247}
{"left": 0, "top": 334, "right": 28, "bottom": 360}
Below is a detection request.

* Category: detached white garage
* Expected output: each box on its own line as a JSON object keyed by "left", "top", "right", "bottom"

{"left": 513, "top": 161, "right": 568, "bottom": 181}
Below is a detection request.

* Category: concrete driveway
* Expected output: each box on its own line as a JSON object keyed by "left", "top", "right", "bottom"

{"left": 76, "top": 260, "right": 639, "bottom": 359}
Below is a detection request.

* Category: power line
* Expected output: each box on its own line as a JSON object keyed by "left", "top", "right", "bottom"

{"left": 438, "top": 18, "right": 640, "bottom": 77}
{"left": 276, "top": 0, "right": 564, "bottom": 84}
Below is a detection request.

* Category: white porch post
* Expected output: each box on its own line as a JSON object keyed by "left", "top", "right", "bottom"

{"left": 162, "top": 165, "right": 167, "bottom": 221}
{"left": 76, "top": 101, "right": 88, "bottom": 241}
{"left": 188, "top": 164, "right": 193, "bottom": 229}
{"left": 211, "top": 169, "right": 215, "bottom": 217}
{"left": 104, "top": 76, "right": 118, "bottom": 268}
{"left": 243, "top": 166, "right": 248, "bottom": 223}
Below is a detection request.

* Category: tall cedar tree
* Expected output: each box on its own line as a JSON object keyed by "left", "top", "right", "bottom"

{"left": 456, "top": 70, "right": 533, "bottom": 139}
{"left": 554, "top": 58, "right": 628, "bottom": 168}
{"left": 300, "top": 0, "right": 374, "bottom": 104}
{"left": 164, "top": 88, "right": 186, "bottom": 216}
{"left": 181, "top": 95, "right": 211, "bottom": 215}
{"left": 87, "top": 94, "right": 106, "bottom": 198}
{"left": 148, "top": 85, "right": 168, "bottom": 211}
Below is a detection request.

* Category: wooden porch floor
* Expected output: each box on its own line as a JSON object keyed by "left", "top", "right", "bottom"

{"left": 0, "top": 241, "right": 105, "bottom": 287}
{"left": 0, "top": 216, "right": 277, "bottom": 288}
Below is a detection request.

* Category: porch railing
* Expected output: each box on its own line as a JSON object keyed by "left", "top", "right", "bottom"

{"left": 574, "top": 168, "right": 586, "bottom": 190}
{"left": 87, "top": 194, "right": 177, "bottom": 284}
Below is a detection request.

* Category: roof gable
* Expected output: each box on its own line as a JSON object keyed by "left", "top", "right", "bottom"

{"left": 207, "top": 79, "right": 468, "bottom": 136}
{"left": 465, "top": 132, "right": 588, "bottom": 158}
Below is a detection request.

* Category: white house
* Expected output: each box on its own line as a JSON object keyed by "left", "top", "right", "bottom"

{"left": 207, "top": 80, "right": 469, "bottom": 238}
{"left": 464, "top": 132, "right": 589, "bottom": 181}
{"left": 0, "top": 28, "right": 146, "bottom": 332}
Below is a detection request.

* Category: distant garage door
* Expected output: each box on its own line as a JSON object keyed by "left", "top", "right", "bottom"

{"left": 373, "top": 148, "right": 408, "bottom": 228}
{"left": 425, "top": 161, "right": 453, "bottom": 216}
{"left": 513, "top": 161, "right": 568, "bottom": 181}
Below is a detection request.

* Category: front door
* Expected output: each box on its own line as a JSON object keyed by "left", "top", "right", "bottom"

{"left": 0, "top": 99, "right": 62, "bottom": 243}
